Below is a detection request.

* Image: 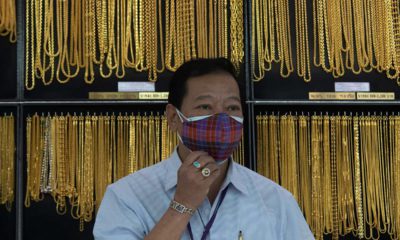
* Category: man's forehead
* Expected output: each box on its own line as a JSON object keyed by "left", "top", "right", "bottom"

{"left": 185, "top": 73, "right": 239, "bottom": 94}
{"left": 193, "top": 94, "right": 241, "bottom": 102}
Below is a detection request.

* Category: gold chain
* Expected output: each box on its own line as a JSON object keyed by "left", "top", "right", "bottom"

{"left": 256, "top": 115, "right": 263, "bottom": 175}
{"left": 255, "top": 112, "right": 400, "bottom": 238}
{"left": 0, "top": 114, "right": 15, "bottom": 211}
{"left": 128, "top": 114, "right": 136, "bottom": 174}
{"left": 161, "top": 114, "right": 167, "bottom": 160}
{"left": 0, "top": 0, "right": 16, "bottom": 42}
{"left": 155, "top": 113, "right": 161, "bottom": 163}
{"left": 295, "top": 0, "right": 311, "bottom": 82}
{"left": 298, "top": 114, "right": 311, "bottom": 227}
{"left": 25, "top": 115, "right": 32, "bottom": 207}
{"left": 353, "top": 114, "right": 364, "bottom": 238}
{"left": 311, "top": 115, "right": 323, "bottom": 239}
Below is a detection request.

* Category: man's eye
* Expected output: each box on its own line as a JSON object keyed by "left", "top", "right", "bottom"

{"left": 227, "top": 105, "right": 241, "bottom": 111}
{"left": 197, "top": 105, "right": 211, "bottom": 110}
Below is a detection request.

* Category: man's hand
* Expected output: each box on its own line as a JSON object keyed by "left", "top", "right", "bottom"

{"left": 173, "top": 151, "right": 220, "bottom": 210}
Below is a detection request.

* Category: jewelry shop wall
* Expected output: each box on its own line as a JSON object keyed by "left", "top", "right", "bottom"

{"left": 250, "top": 1, "right": 400, "bottom": 240}
{"left": 0, "top": 0, "right": 400, "bottom": 240}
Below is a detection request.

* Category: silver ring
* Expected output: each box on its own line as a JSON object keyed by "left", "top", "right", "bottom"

{"left": 201, "top": 167, "right": 211, "bottom": 177}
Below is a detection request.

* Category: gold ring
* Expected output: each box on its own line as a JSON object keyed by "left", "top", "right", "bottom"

{"left": 201, "top": 167, "right": 211, "bottom": 177}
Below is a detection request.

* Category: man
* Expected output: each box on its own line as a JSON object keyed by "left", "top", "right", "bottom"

{"left": 93, "top": 58, "right": 314, "bottom": 239}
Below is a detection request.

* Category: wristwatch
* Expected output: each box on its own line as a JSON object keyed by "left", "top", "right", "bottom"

{"left": 169, "top": 200, "right": 195, "bottom": 215}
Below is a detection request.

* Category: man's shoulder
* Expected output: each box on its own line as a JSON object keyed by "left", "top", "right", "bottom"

{"left": 234, "top": 163, "right": 288, "bottom": 192}
{"left": 107, "top": 160, "right": 168, "bottom": 194}
{"left": 233, "top": 163, "right": 295, "bottom": 205}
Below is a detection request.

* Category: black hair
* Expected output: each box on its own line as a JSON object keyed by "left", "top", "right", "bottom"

{"left": 168, "top": 58, "right": 245, "bottom": 110}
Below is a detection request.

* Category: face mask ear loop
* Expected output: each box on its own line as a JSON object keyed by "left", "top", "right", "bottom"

{"left": 175, "top": 108, "right": 188, "bottom": 123}
{"left": 177, "top": 133, "right": 193, "bottom": 153}
{"left": 175, "top": 109, "right": 192, "bottom": 153}
{"left": 231, "top": 116, "right": 244, "bottom": 124}
{"left": 177, "top": 133, "right": 183, "bottom": 143}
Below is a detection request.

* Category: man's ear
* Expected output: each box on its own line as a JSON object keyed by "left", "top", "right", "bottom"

{"left": 166, "top": 104, "right": 179, "bottom": 132}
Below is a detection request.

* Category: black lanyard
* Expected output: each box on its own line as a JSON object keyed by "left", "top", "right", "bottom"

{"left": 187, "top": 187, "right": 229, "bottom": 240}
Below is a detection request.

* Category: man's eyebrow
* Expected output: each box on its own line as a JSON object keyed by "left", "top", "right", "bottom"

{"left": 194, "top": 95, "right": 241, "bottom": 102}
{"left": 194, "top": 95, "right": 214, "bottom": 101}
{"left": 226, "top": 96, "right": 241, "bottom": 103}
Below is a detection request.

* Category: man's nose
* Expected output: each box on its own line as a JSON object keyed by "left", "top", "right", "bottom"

{"left": 213, "top": 104, "right": 225, "bottom": 115}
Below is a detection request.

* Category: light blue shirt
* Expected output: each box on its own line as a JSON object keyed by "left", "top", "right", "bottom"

{"left": 93, "top": 150, "right": 315, "bottom": 240}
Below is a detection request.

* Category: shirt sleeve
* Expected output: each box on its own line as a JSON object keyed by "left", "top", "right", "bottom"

{"left": 282, "top": 192, "right": 315, "bottom": 240}
{"left": 93, "top": 186, "right": 147, "bottom": 240}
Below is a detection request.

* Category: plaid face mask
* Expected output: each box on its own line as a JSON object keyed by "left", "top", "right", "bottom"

{"left": 176, "top": 109, "right": 243, "bottom": 161}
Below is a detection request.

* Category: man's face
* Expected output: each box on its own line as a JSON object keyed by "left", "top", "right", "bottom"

{"left": 166, "top": 71, "right": 243, "bottom": 159}
{"left": 167, "top": 72, "right": 243, "bottom": 134}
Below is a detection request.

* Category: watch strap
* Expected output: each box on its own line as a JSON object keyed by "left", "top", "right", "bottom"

{"left": 169, "top": 200, "right": 195, "bottom": 215}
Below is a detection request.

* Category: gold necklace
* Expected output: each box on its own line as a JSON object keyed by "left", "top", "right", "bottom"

{"left": 116, "top": 114, "right": 123, "bottom": 180}
{"left": 0, "top": 114, "right": 15, "bottom": 211}
{"left": 128, "top": 115, "right": 136, "bottom": 174}
{"left": 311, "top": 115, "right": 323, "bottom": 239}
{"left": 95, "top": 115, "right": 103, "bottom": 213}
{"left": 270, "top": 114, "right": 279, "bottom": 182}
{"left": 25, "top": 0, "right": 35, "bottom": 90}
{"left": 330, "top": 115, "right": 339, "bottom": 240}
{"left": 353, "top": 114, "right": 364, "bottom": 238}
{"left": 165, "top": 0, "right": 174, "bottom": 71}
{"left": 24, "top": 114, "right": 43, "bottom": 207}
{"left": 322, "top": 114, "right": 332, "bottom": 234}
{"left": 137, "top": 113, "right": 145, "bottom": 170}
{"left": 394, "top": 115, "right": 400, "bottom": 236}
{"left": 0, "top": 0, "right": 16, "bottom": 43}
{"left": 230, "top": 0, "right": 241, "bottom": 69}
{"left": 251, "top": 0, "right": 264, "bottom": 81}
{"left": 110, "top": 114, "right": 117, "bottom": 182}
{"left": 161, "top": 114, "right": 168, "bottom": 160}
{"left": 54, "top": 114, "right": 67, "bottom": 215}
{"left": 298, "top": 114, "right": 311, "bottom": 225}
{"left": 124, "top": 114, "right": 130, "bottom": 173}
{"left": 25, "top": 115, "right": 33, "bottom": 207}
{"left": 148, "top": 114, "right": 155, "bottom": 166}
{"left": 295, "top": 0, "right": 311, "bottom": 82}
{"left": 155, "top": 113, "right": 161, "bottom": 163}
{"left": 256, "top": 115, "right": 263, "bottom": 176}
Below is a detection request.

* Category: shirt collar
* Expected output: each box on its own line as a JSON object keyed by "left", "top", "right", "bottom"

{"left": 163, "top": 149, "right": 182, "bottom": 192}
{"left": 163, "top": 149, "right": 249, "bottom": 195}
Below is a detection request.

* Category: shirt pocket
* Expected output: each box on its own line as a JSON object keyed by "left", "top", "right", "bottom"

{"left": 238, "top": 207, "right": 278, "bottom": 240}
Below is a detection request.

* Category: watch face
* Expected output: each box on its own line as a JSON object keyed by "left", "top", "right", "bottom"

{"left": 176, "top": 205, "right": 185, "bottom": 213}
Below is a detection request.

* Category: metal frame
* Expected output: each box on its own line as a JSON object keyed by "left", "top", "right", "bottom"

{"left": 252, "top": 100, "right": 400, "bottom": 106}
{"left": 22, "top": 100, "right": 168, "bottom": 106}
{"left": 16, "top": 0, "right": 25, "bottom": 239}
{"left": 244, "top": 0, "right": 257, "bottom": 171}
